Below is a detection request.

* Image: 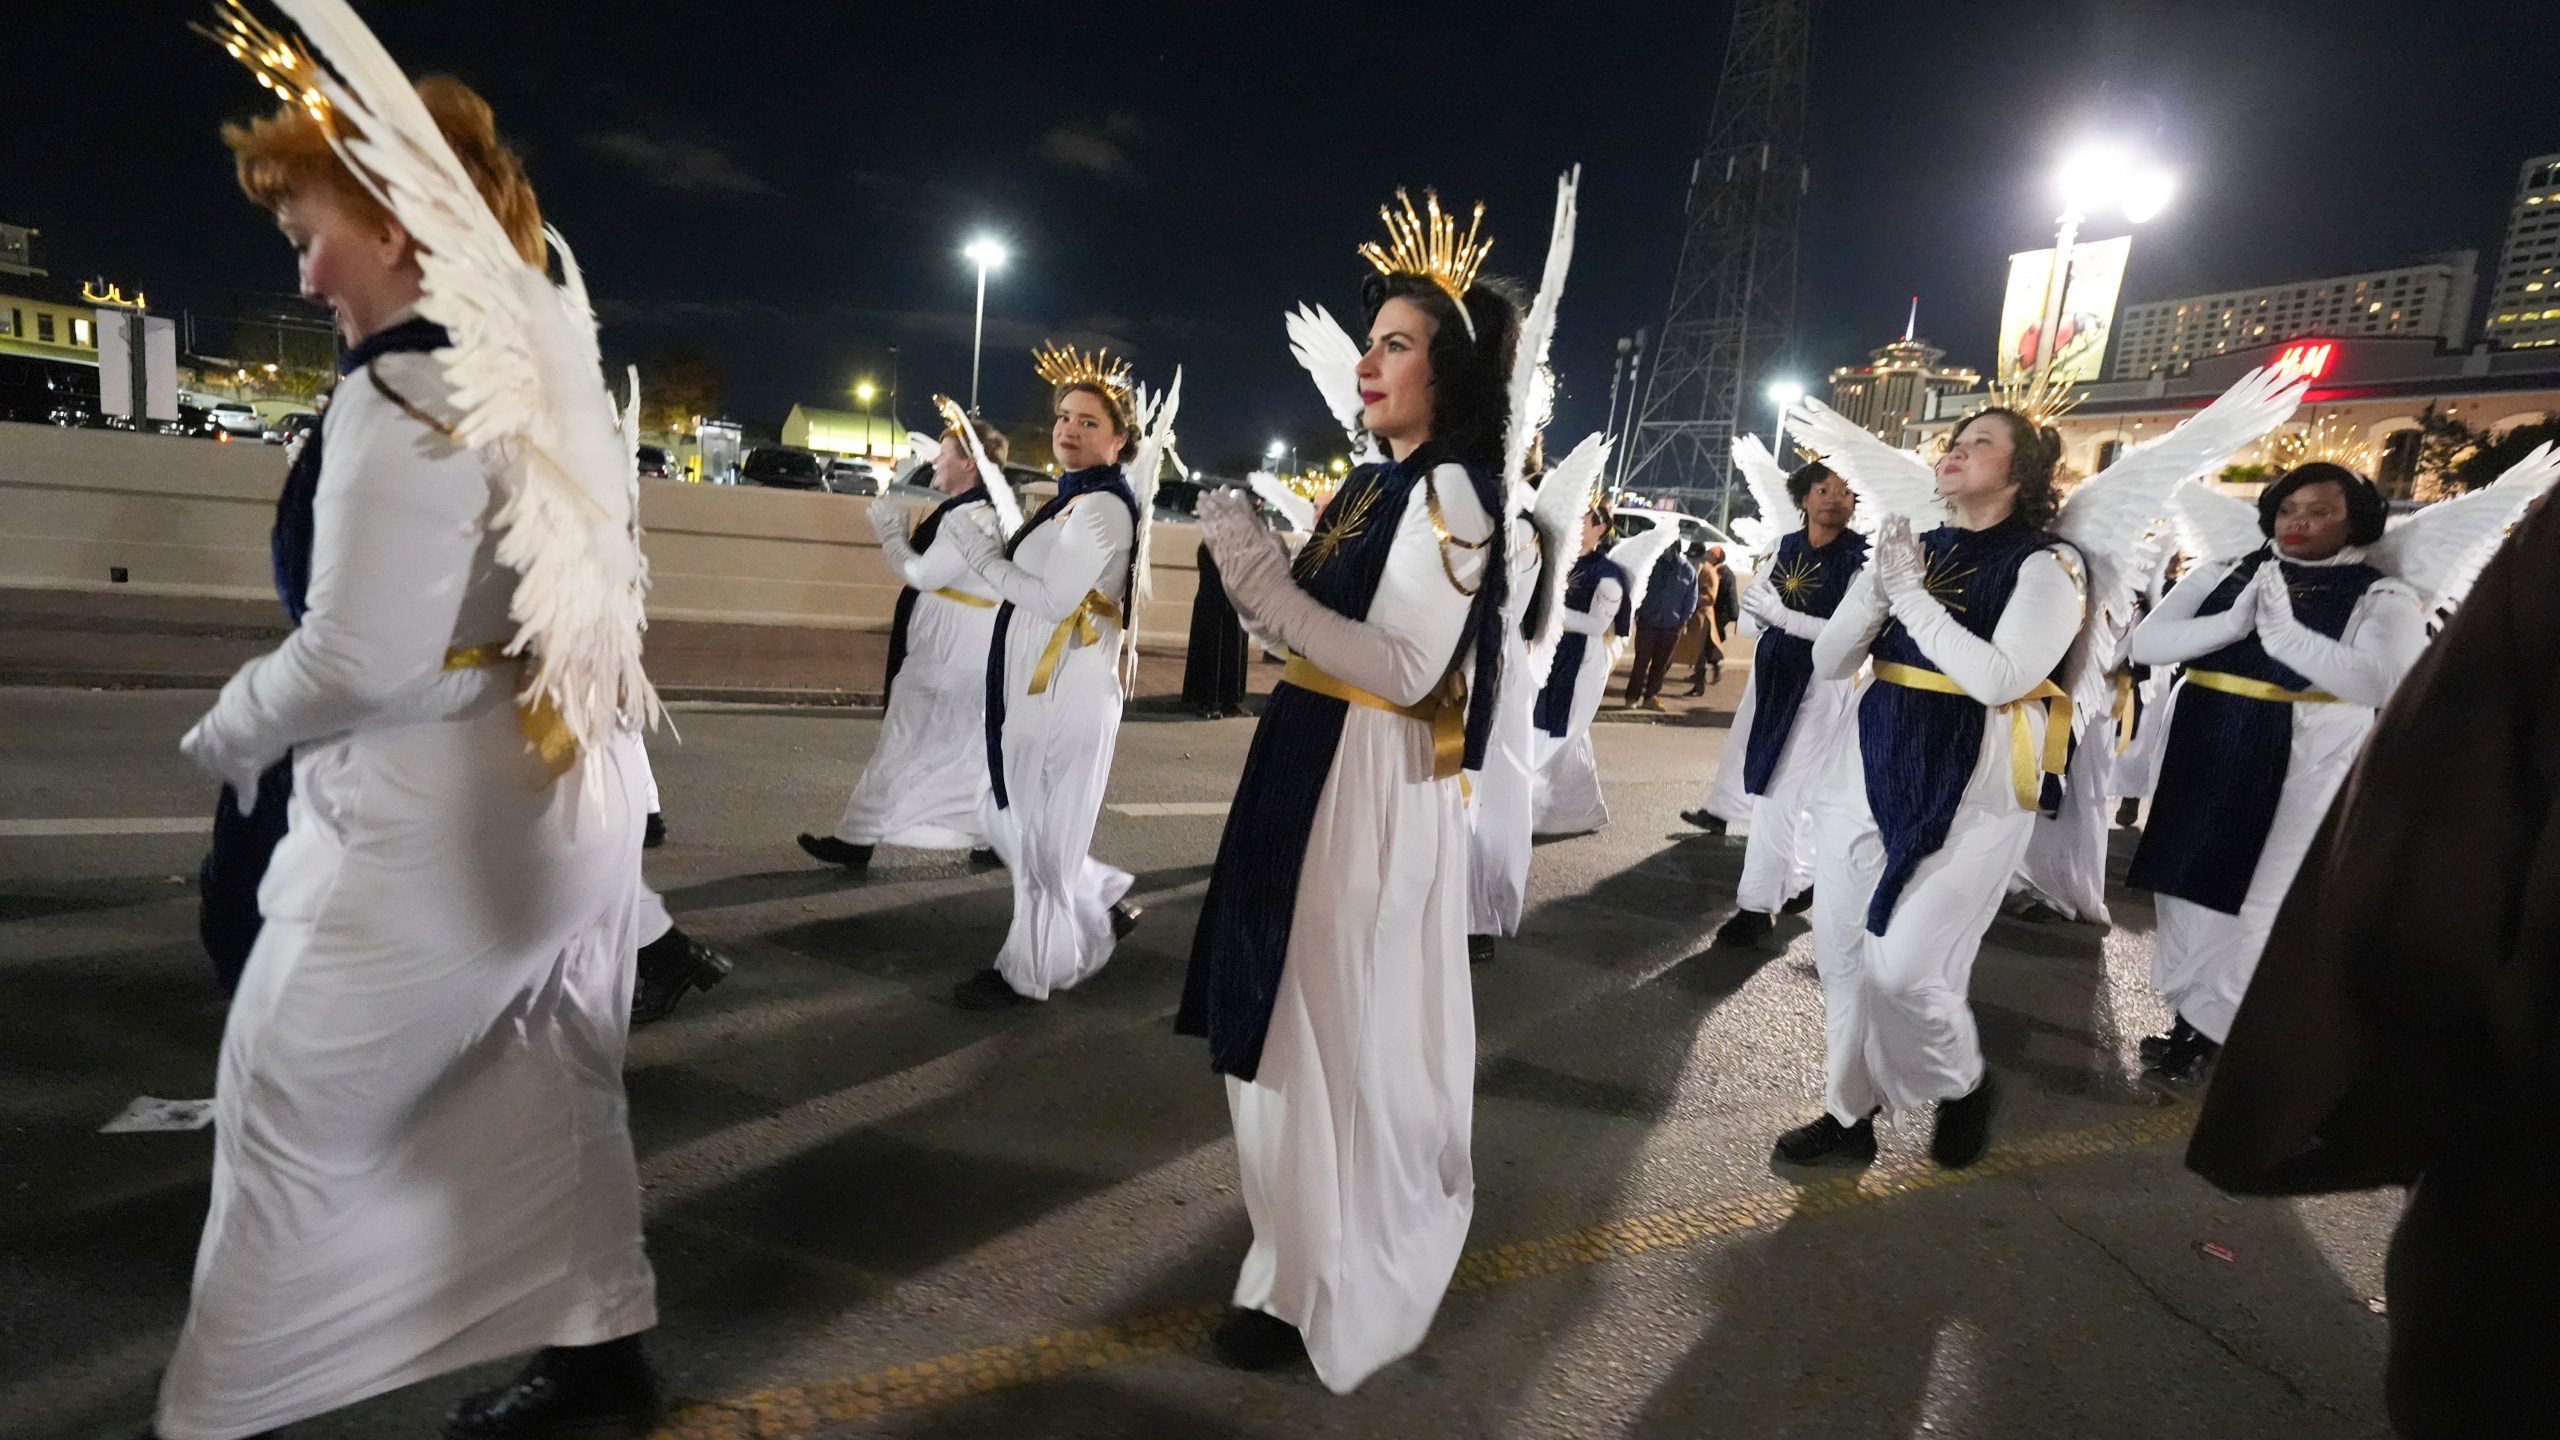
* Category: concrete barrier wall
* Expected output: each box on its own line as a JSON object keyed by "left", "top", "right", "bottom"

{"left": 0, "top": 421, "right": 1201, "bottom": 645}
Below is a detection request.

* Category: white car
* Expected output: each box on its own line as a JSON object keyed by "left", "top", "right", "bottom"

{"left": 207, "top": 402, "right": 264, "bottom": 438}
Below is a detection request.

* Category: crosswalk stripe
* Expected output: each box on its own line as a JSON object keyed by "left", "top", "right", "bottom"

{"left": 0, "top": 817, "right": 212, "bottom": 837}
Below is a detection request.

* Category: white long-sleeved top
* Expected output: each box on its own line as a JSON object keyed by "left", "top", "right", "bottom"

{"left": 967, "top": 489, "right": 1132, "bottom": 623}
{"left": 1812, "top": 546, "right": 2084, "bottom": 707}
{"left": 2127, "top": 549, "right": 2424, "bottom": 708}
{"left": 878, "top": 497, "right": 1003, "bottom": 599}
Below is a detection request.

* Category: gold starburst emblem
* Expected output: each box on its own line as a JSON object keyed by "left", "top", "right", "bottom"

{"left": 1294, "top": 482, "right": 1381, "bottom": 579}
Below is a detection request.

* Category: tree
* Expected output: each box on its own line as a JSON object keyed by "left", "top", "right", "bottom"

{"left": 635, "top": 348, "right": 725, "bottom": 438}
{"left": 2449, "top": 417, "right": 2560, "bottom": 495}
{"left": 2409, "top": 401, "right": 2486, "bottom": 500}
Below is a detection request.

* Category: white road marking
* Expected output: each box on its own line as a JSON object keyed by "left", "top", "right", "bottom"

{"left": 1104, "top": 801, "right": 1230, "bottom": 818}
{"left": 0, "top": 817, "right": 211, "bottom": 837}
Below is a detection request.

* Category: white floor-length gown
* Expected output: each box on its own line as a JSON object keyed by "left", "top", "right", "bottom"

{"left": 833, "top": 495, "right": 1004, "bottom": 850}
{"left": 1467, "top": 502, "right": 1544, "bottom": 935}
{"left": 968, "top": 478, "right": 1136, "bottom": 998}
{"left": 1728, "top": 557, "right": 1862, "bottom": 916}
{"left": 1529, "top": 565, "right": 1623, "bottom": 835}
{"left": 158, "top": 349, "right": 653, "bottom": 1440}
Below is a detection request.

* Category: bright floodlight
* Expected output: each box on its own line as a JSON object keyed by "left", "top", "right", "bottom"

{"left": 853, "top": 380, "right": 876, "bottom": 403}
{"left": 963, "top": 237, "right": 1008, "bottom": 270}
{"left": 2056, "top": 143, "right": 2128, "bottom": 215}
{"left": 2122, "top": 167, "right": 2176, "bottom": 224}
{"left": 1767, "top": 379, "right": 1805, "bottom": 406}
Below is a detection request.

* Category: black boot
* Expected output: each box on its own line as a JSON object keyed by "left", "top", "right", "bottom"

{"left": 443, "top": 1338, "right": 662, "bottom": 1439}
{"left": 1683, "top": 675, "right": 1707, "bottom": 697}
{"left": 1773, "top": 1111, "right": 1877, "bottom": 1166}
{"left": 1713, "top": 910, "right": 1774, "bottom": 948}
{"left": 1930, "top": 1079, "right": 1996, "bottom": 1169}
{"left": 2114, "top": 796, "right": 2142, "bottom": 829}
{"left": 1780, "top": 887, "right": 1815, "bottom": 916}
{"left": 1467, "top": 934, "right": 1497, "bottom": 965}
{"left": 796, "top": 833, "right": 872, "bottom": 870}
{"left": 2142, "top": 1020, "right": 2221, "bottom": 1083}
{"left": 1679, "top": 808, "right": 1727, "bottom": 834}
{"left": 953, "top": 968, "right": 1035, "bottom": 1010}
{"left": 2137, "top": 1015, "right": 2202, "bottom": 1068}
{"left": 1110, "top": 899, "right": 1144, "bottom": 939}
{"left": 641, "top": 812, "right": 666, "bottom": 850}
{"left": 967, "top": 847, "right": 1004, "bottom": 870}
{"left": 631, "top": 926, "right": 733, "bottom": 1025}
{"left": 1210, "top": 1308, "right": 1307, "bottom": 1371}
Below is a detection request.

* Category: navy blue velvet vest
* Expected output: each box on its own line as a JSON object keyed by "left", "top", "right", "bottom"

{"left": 881, "top": 484, "right": 986, "bottom": 707}
{"left": 1533, "top": 552, "right": 1631, "bottom": 738}
{"left": 1178, "top": 444, "right": 1498, "bottom": 1080}
{"left": 1858, "top": 515, "right": 2065, "bottom": 936}
{"left": 1742, "top": 527, "right": 1870, "bottom": 795}
{"left": 982, "top": 466, "right": 1138, "bottom": 809}
{"left": 2127, "top": 550, "right": 2383, "bottom": 914}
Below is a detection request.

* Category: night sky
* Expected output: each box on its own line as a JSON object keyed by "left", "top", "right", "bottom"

{"left": 10, "top": 1, "right": 2555, "bottom": 471}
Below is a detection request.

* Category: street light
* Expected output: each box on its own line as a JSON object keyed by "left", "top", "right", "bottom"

{"left": 962, "top": 236, "right": 1009, "bottom": 413}
{"left": 1741, "top": 379, "right": 1806, "bottom": 527}
{"left": 2036, "top": 143, "right": 2175, "bottom": 393}
{"left": 853, "top": 379, "right": 877, "bottom": 460}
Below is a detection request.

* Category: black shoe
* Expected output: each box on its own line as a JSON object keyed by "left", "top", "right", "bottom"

{"left": 1772, "top": 1111, "right": 1877, "bottom": 1167}
{"left": 1679, "top": 808, "right": 1727, "bottom": 835}
{"left": 443, "top": 1342, "right": 662, "bottom": 1440}
{"left": 1468, "top": 934, "right": 1497, "bottom": 965}
{"left": 641, "top": 812, "right": 666, "bottom": 850}
{"left": 1710, "top": 666, "right": 1723, "bottom": 686}
{"left": 1930, "top": 1080, "right": 1996, "bottom": 1169}
{"left": 2114, "top": 797, "right": 2142, "bottom": 829}
{"left": 967, "top": 847, "right": 1004, "bottom": 870}
{"left": 1210, "top": 1307, "right": 1306, "bottom": 1371}
{"left": 1714, "top": 910, "right": 1774, "bottom": 948}
{"left": 1683, "top": 679, "right": 1707, "bottom": 697}
{"left": 631, "top": 926, "right": 733, "bottom": 1026}
{"left": 1780, "top": 887, "right": 1814, "bottom": 916}
{"left": 953, "top": 968, "right": 1035, "bottom": 1010}
{"left": 2142, "top": 1020, "right": 2221, "bottom": 1083}
{"left": 796, "top": 833, "right": 872, "bottom": 870}
{"left": 2137, "top": 1016, "right": 2201, "bottom": 1068}
{"left": 1110, "top": 899, "right": 1143, "bottom": 940}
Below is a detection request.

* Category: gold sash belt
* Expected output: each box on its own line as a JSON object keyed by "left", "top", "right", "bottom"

{"left": 931, "top": 587, "right": 998, "bottom": 609}
{"left": 443, "top": 644, "right": 578, "bottom": 781}
{"left": 1872, "top": 659, "right": 2070, "bottom": 812}
{"left": 2113, "top": 667, "right": 2138, "bottom": 754}
{"left": 2181, "top": 668, "right": 2339, "bottom": 705}
{"left": 1281, "top": 656, "right": 1469, "bottom": 781}
{"left": 1026, "top": 590, "right": 1122, "bottom": 695}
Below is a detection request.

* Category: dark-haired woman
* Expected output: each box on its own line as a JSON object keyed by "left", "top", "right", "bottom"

{"left": 1181, "top": 207, "right": 1514, "bottom": 1391}
{"left": 2124, "top": 463, "right": 2422, "bottom": 1079}
{"left": 942, "top": 373, "right": 1142, "bottom": 1009}
{"left": 1528, "top": 507, "right": 1627, "bottom": 834}
{"left": 1776, "top": 409, "right": 2085, "bottom": 1171}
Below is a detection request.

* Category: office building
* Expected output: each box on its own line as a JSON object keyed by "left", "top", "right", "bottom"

{"left": 2485, "top": 151, "right": 2560, "bottom": 350}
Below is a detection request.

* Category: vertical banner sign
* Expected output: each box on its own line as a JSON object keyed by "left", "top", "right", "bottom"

{"left": 1996, "top": 235, "right": 2133, "bottom": 385}
{"left": 95, "top": 310, "right": 179, "bottom": 422}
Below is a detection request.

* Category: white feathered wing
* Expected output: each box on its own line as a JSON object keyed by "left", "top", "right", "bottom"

{"left": 272, "top": 0, "right": 659, "bottom": 777}
{"left": 2371, "top": 441, "right": 2560, "bottom": 611}
{"left": 1503, "top": 167, "right": 1580, "bottom": 490}
{"left": 2169, "top": 479, "right": 2266, "bottom": 565}
{"left": 1784, "top": 395, "right": 1945, "bottom": 526}
{"left": 1604, "top": 523, "right": 1679, "bottom": 644}
{"left": 1286, "top": 304, "right": 1379, "bottom": 465}
{"left": 1729, "top": 433, "right": 1798, "bottom": 564}
{"left": 1527, "top": 433, "right": 1611, "bottom": 649}
{"left": 1245, "top": 471, "right": 1316, "bottom": 535}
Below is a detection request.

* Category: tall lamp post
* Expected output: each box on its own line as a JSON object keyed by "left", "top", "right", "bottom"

{"left": 962, "top": 236, "right": 1008, "bottom": 414}
{"left": 853, "top": 378, "right": 877, "bottom": 462}
{"left": 2036, "top": 145, "right": 2173, "bottom": 395}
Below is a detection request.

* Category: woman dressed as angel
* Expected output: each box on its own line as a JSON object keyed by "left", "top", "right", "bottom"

{"left": 797, "top": 409, "right": 1014, "bottom": 873}
{"left": 939, "top": 346, "right": 1160, "bottom": 1009}
{"left": 2125, "top": 463, "right": 2426, "bottom": 1080}
{"left": 1180, "top": 188, "right": 1516, "bottom": 1390}
{"left": 159, "top": 8, "right": 667, "bottom": 1437}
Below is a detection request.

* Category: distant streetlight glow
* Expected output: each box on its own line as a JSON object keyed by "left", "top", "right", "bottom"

{"left": 853, "top": 379, "right": 876, "bottom": 404}
{"left": 1265, "top": 439, "right": 1286, "bottom": 458}
{"left": 1763, "top": 379, "right": 1806, "bottom": 492}
{"left": 2037, "top": 142, "right": 2177, "bottom": 394}
{"left": 962, "top": 236, "right": 1009, "bottom": 413}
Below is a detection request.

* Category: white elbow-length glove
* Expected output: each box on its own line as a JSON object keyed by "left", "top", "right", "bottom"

{"left": 181, "top": 707, "right": 275, "bottom": 812}
{"left": 1871, "top": 515, "right": 1932, "bottom": 621}
{"left": 1197, "top": 490, "right": 1301, "bottom": 640}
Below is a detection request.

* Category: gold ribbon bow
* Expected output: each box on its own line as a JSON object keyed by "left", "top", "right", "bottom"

{"left": 2180, "top": 668, "right": 2340, "bottom": 706}
{"left": 1281, "top": 656, "right": 1470, "bottom": 780}
{"left": 1872, "top": 660, "right": 2071, "bottom": 812}
{"left": 1027, "top": 590, "right": 1122, "bottom": 695}
{"left": 443, "top": 644, "right": 578, "bottom": 781}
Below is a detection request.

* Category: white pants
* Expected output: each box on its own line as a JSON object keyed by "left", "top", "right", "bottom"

{"left": 1733, "top": 676, "right": 1854, "bottom": 915}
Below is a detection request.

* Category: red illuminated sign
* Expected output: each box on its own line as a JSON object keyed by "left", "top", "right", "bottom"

{"left": 2270, "top": 341, "right": 2337, "bottom": 383}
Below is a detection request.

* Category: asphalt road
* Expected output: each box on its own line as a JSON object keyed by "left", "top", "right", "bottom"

{"left": 0, "top": 685, "right": 2401, "bottom": 1440}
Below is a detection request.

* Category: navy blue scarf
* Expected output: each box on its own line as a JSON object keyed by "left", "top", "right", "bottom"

{"left": 1857, "top": 515, "right": 2062, "bottom": 936}
{"left": 1742, "top": 527, "right": 1870, "bottom": 794}
{"left": 983, "top": 465, "right": 1139, "bottom": 809}
{"left": 1533, "top": 551, "right": 1631, "bottom": 738}
{"left": 2127, "top": 550, "right": 2382, "bottom": 913}
{"left": 201, "top": 316, "right": 449, "bottom": 991}
{"left": 880, "top": 484, "right": 987, "bottom": 707}
{"left": 1178, "top": 443, "right": 1505, "bottom": 1080}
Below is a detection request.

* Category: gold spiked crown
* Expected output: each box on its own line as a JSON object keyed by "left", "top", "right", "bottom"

{"left": 1031, "top": 341, "right": 1133, "bottom": 405}
{"left": 196, "top": 0, "right": 334, "bottom": 129}
{"left": 1358, "top": 188, "right": 1493, "bottom": 310}
{"left": 1978, "top": 333, "right": 2095, "bottom": 432}
{"left": 932, "top": 394, "right": 975, "bottom": 440}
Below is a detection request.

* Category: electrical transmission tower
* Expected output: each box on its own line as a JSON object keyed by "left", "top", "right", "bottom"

{"left": 1620, "top": 0, "right": 1810, "bottom": 516}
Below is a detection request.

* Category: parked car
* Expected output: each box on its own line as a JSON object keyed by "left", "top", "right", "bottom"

{"left": 635, "top": 444, "right": 673, "bottom": 480}
{"left": 161, "top": 404, "right": 223, "bottom": 439}
{"left": 739, "top": 445, "right": 826, "bottom": 490}
{"left": 207, "top": 401, "right": 265, "bottom": 438}
{"left": 822, "top": 457, "right": 886, "bottom": 496}
{"left": 263, "top": 411, "right": 319, "bottom": 446}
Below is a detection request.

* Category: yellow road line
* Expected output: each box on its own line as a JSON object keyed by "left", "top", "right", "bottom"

{"left": 655, "top": 1103, "right": 2197, "bottom": 1438}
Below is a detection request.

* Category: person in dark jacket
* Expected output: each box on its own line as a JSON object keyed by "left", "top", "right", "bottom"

{"left": 1184, "top": 540, "right": 1251, "bottom": 718}
{"left": 1682, "top": 544, "right": 1740, "bottom": 693}
{"left": 1623, "top": 543, "right": 1700, "bottom": 710}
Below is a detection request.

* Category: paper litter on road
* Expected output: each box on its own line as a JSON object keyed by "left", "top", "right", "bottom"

{"left": 101, "top": 1097, "right": 215, "bottom": 1133}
